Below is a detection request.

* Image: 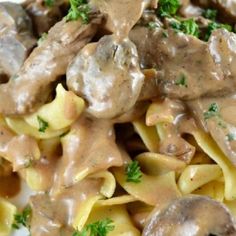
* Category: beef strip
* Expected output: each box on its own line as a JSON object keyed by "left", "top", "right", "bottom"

{"left": 130, "top": 26, "right": 236, "bottom": 100}
{"left": 0, "top": 13, "right": 103, "bottom": 116}
{"left": 192, "top": 0, "right": 236, "bottom": 23}
{"left": 26, "top": 0, "right": 64, "bottom": 36}
{"left": 188, "top": 95, "right": 236, "bottom": 165}
{"left": 0, "top": 2, "right": 36, "bottom": 79}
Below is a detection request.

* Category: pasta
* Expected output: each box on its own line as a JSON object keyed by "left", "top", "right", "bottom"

{"left": 1, "top": 0, "right": 236, "bottom": 235}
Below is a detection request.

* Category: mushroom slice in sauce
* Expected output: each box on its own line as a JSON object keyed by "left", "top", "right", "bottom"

{"left": 0, "top": 13, "right": 103, "bottom": 116}
{"left": 130, "top": 26, "right": 236, "bottom": 100}
{"left": 0, "top": 2, "right": 36, "bottom": 79}
{"left": 143, "top": 195, "right": 236, "bottom": 236}
{"left": 67, "top": 35, "right": 144, "bottom": 119}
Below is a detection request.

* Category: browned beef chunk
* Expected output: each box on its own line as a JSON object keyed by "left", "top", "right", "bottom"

{"left": 192, "top": 0, "right": 236, "bottom": 23}
{"left": 130, "top": 26, "right": 236, "bottom": 100}
{"left": 0, "top": 14, "right": 103, "bottom": 116}
{"left": 26, "top": 0, "right": 64, "bottom": 36}
{"left": 0, "top": 2, "right": 36, "bottom": 80}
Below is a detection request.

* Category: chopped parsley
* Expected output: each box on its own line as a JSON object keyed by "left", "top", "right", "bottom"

{"left": 227, "top": 133, "right": 236, "bottom": 141}
{"left": 12, "top": 206, "right": 31, "bottom": 230}
{"left": 66, "top": 0, "right": 90, "bottom": 23}
{"left": 44, "top": 0, "right": 55, "bottom": 7}
{"left": 204, "top": 22, "right": 232, "bottom": 41}
{"left": 175, "top": 74, "right": 188, "bottom": 87}
{"left": 125, "top": 161, "right": 142, "bottom": 183}
{"left": 203, "top": 103, "right": 219, "bottom": 120}
{"left": 171, "top": 19, "right": 199, "bottom": 37}
{"left": 37, "top": 116, "right": 49, "bottom": 133}
{"left": 37, "top": 33, "right": 48, "bottom": 46}
{"left": 162, "top": 31, "right": 169, "bottom": 38}
{"left": 148, "top": 21, "right": 159, "bottom": 29}
{"left": 72, "top": 218, "right": 115, "bottom": 236}
{"left": 157, "top": 0, "right": 180, "bottom": 18}
{"left": 202, "top": 9, "right": 217, "bottom": 21}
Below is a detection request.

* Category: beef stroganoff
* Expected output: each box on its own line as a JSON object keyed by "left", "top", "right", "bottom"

{"left": 1, "top": 0, "right": 236, "bottom": 235}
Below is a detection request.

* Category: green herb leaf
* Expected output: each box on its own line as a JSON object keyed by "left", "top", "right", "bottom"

{"left": 227, "top": 133, "right": 236, "bottom": 141}
{"left": 162, "top": 31, "right": 169, "bottom": 38}
{"left": 204, "top": 22, "right": 232, "bottom": 41}
{"left": 148, "top": 21, "right": 159, "bottom": 29}
{"left": 37, "top": 33, "right": 48, "bottom": 46}
{"left": 171, "top": 19, "right": 199, "bottom": 37}
{"left": 37, "top": 116, "right": 49, "bottom": 133}
{"left": 66, "top": 0, "right": 90, "bottom": 23}
{"left": 202, "top": 9, "right": 217, "bottom": 21}
{"left": 73, "top": 218, "right": 115, "bottom": 236}
{"left": 12, "top": 206, "right": 31, "bottom": 230}
{"left": 175, "top": 74, "right": 187, "bottom": 87}
{"left": 157, "top": 0, "right": 180, "bottom": 18}
{"left": 126, "top": 161, "right": 142, "bottom": 183}
{"left": 203, "top": 103, "right": 219, "bottom": 120}
{"left": 44, "top": 0, "right": 55, "bottom": 7}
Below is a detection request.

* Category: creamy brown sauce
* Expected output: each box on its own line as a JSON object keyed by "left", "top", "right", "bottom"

{"left": 0, "top": 173, "right": 20, "bottom": 198}
{"left": 1, "top": 0, "right": 236, "bottom": 235}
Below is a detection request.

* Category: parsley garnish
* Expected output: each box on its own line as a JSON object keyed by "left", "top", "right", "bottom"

{"left": 202, "top": 9, "right": 217, "bottom": 21}
{"left": 162, "top": 31, "right": 169, "bottom": 38}
{"left": 227, "top": 133, "right": 236, "bottom": 141}
{"left": 66, "top": 0, "right": 90, "bottom": 23}
{"left": 73, "top": 218, "right": 115, "bottom": 236}
{"left": 204, "top": 22, "right": 232, "bottom": 41}
{"left": 12, "top": 206, "right": 31, "bottom": 230}
{"left": 203, "top": 103, "right": 219, "bottom": 120}
{"left": 148, "top": 21, "right": 159, "bottom": 29}
{"left": 175, "top": 74, "right": 187, "bottom": 87}
{"left": 37, "top": 33, "right": 48, "bottom": 46}
{"left": 37, "top": 116, "right": 49, "bottom": 133}
{"left": 157, "top": 0, "right": 180, "bottom": 18}
{"left": 171, "top": 19, "right": 199, "bottom": 37}
{"left": 44, "top": 0, "right": 55, "bottom": 7}
{"left": 125, "top": 161, "right": 142, "bottom": 183}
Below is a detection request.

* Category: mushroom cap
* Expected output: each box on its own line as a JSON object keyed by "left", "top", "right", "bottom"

{"left": 143, "top": 195, "right": 236, "bottom": 236}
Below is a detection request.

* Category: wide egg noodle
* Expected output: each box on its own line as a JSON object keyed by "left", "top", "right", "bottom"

{"left": 192, "top": 130, "right": 236, "bottom": 201}
{"left": 136, "top": 152, "right": 186, "bottom": 176}
{"left": 0, "top": 198, "right": 16, "bottom": 236}
{"left": 132, "top": 117, "right": 159, "bottom": 152}
{"left": 113, "top": 166, "right": 181, "bottom": 206}
{"left": 177, "top": 164, "right": 223, "bottom": 194}
{"left": 5, "top": 116, "right": 67, "bottom": 139}
{"left": 193, "top": 180, "right": 225, "bottom": 202}
{"left": 85, "top": 204, "right": 140, "bottom": 236}
{"left": 24, "top": 84, "right": 85, "bottom": 130}
{"left": 21, "top": 137, "right": 61, "bottom": 191}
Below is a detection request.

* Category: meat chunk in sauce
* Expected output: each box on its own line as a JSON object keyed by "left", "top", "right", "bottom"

{"left": 193, "top": 0, "right": 236, "bottom": 23}
{"left": 0, "top": 2, "right": 36, "bottom": 79}
{"left": 0, "top": 13, "right": 103, "bottom": 116}
{"left": 143, "top": 196, "right": 236, "bottom": 236}
{"left": 188, "top": 95, "right": 236, "bottom": 166}
{"left": 26, "top": 0, "right": 63, "bottom": 36}
{"left": 130, "top": 26, "right": 236, "bottom": 100}
{"left": 67, "top": 35, "right": 144, "bottom": 119}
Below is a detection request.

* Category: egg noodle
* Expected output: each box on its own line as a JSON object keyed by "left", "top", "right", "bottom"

{"left": 1, "top": 0, "right": 236, "bottom": 235}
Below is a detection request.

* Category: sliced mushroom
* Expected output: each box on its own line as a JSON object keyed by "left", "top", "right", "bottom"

{"left": 0, "top": 2, "right": 36, "bottom": 78}
{"left": 143, "top": 195, "right": 236, "bottom": 236}
{"left": 67, "top": 35, "right": 144, "bottom": 119}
